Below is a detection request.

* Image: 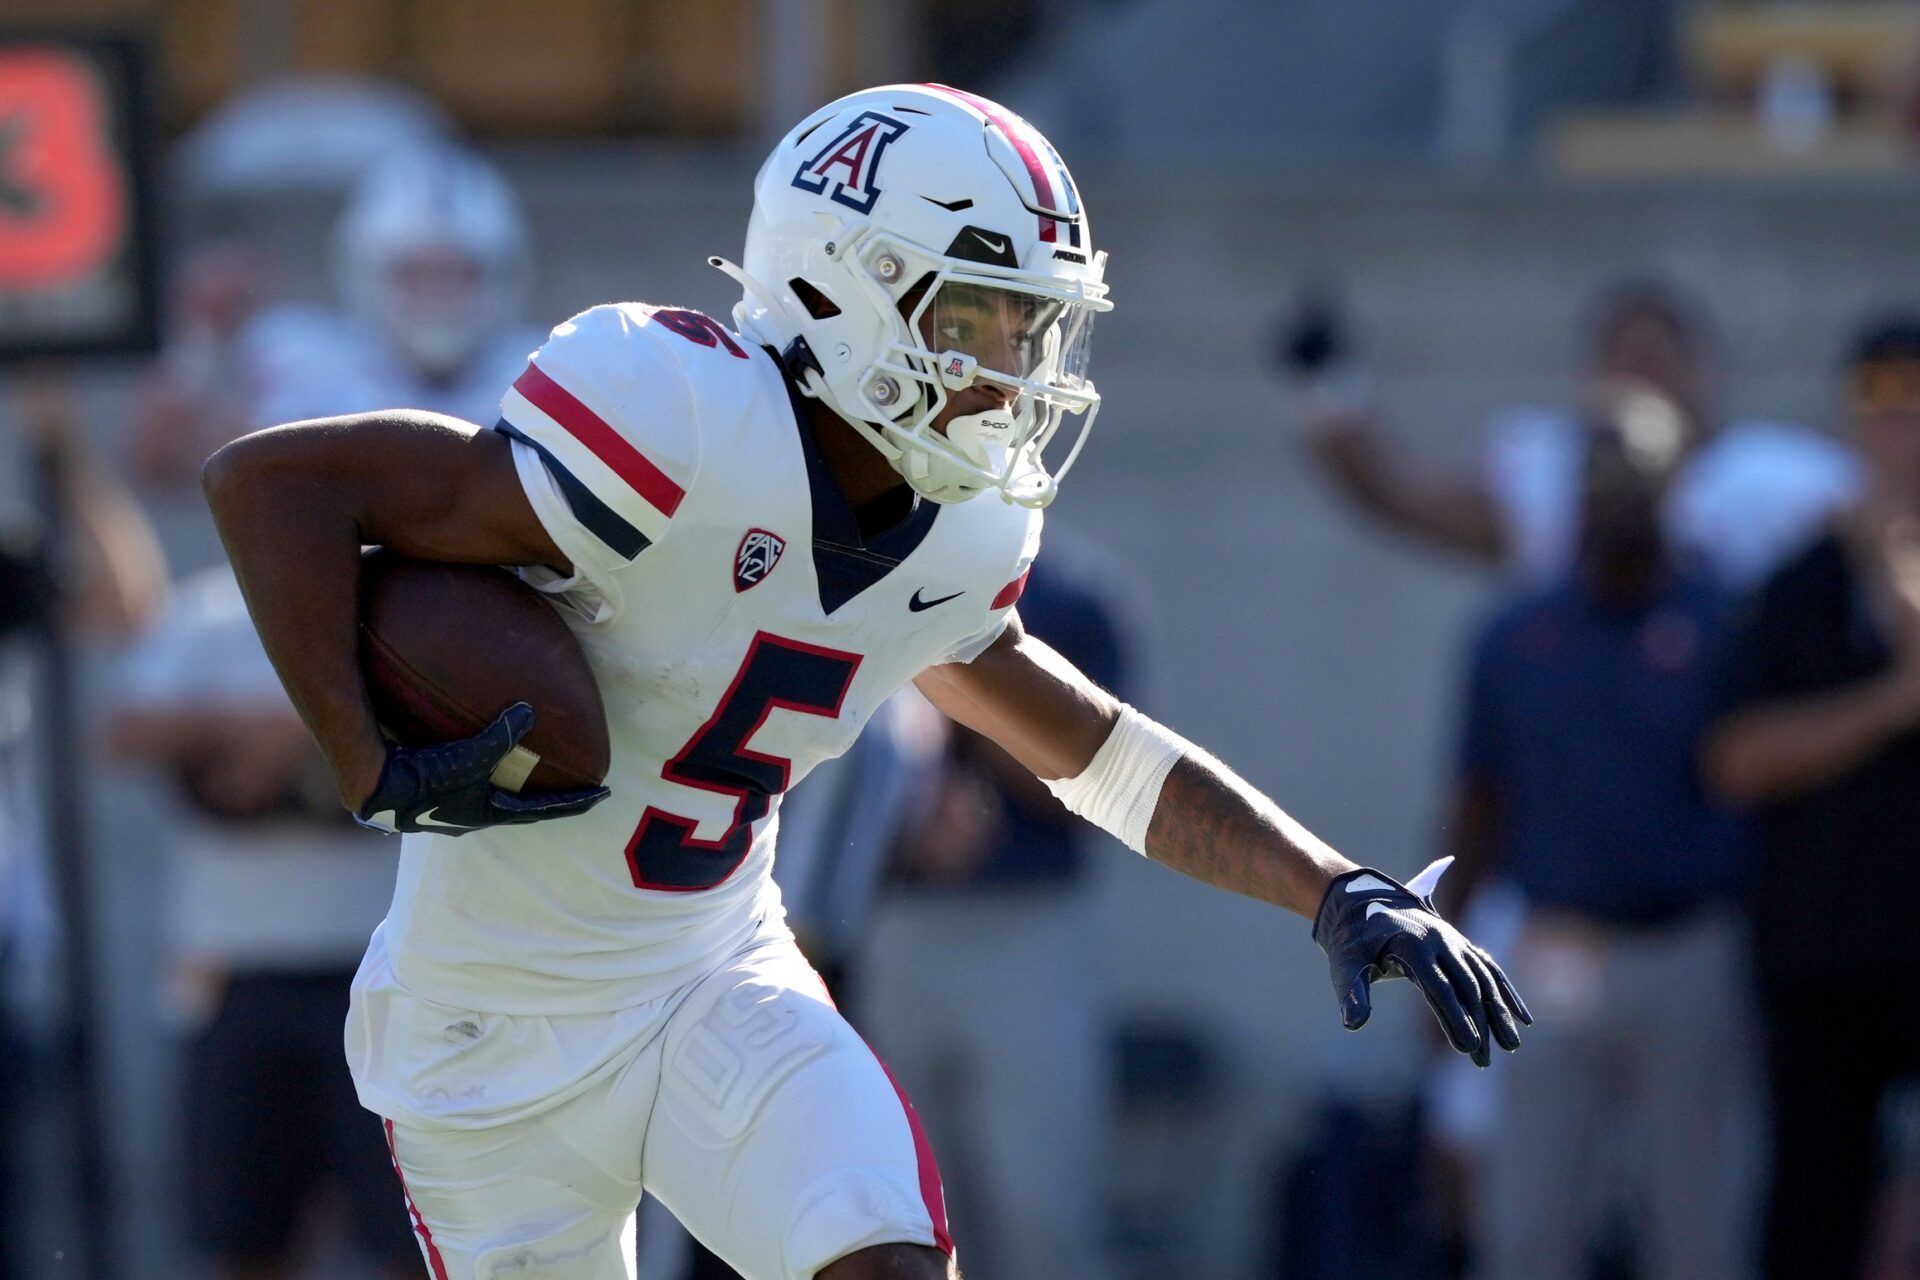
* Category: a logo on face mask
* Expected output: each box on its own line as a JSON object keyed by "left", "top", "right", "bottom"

{"left": 734, "top": 528, "right": 786, "bottom": 592}
{"left": 791, "top": 111, "right": 910, "bottom": 215}
{"left": 939, "top": 350, "right": 979, "bottom": 390}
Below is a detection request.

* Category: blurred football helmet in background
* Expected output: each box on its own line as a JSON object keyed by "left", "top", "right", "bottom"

{"left": 718, "top": 83, "right": 1112, "bottom": 507}
{"left": 336, "top": 147, "right": 531, "bottom": 377}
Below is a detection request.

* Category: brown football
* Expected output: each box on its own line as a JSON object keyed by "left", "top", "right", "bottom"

{"left": 358, "top": 549, "right": 610, "bottom": 793}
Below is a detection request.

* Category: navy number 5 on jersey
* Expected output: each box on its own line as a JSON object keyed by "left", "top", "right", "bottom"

{"left": 625, "top": 632, "right": 862, "bottom": 891}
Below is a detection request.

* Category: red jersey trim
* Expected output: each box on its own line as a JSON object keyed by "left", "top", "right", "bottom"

{"left": 513, "top": 363, "right": 686, "bottom": 518}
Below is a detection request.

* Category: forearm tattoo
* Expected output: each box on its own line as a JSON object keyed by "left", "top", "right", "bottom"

{"left": 1143, "top": 753, "right": 1349, "bottom": 918}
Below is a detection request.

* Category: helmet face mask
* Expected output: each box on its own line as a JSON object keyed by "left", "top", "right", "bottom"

{"left": 850, "top": 230, "right": 1103, "bottom": 505}
{"left": 727, "top": 84, "right": 1111, "bottom": 507}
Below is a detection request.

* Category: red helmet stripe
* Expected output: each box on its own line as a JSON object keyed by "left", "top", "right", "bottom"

{"left": 921, "top": 83, "right": 1064, "bottom": 243}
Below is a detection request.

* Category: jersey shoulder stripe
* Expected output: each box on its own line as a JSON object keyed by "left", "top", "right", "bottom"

{"left": 493, "top": 418, "right": 651, "bottom": 560}
{"left": 495, "top": 304, "right": 705, "bottom": 572}
{"left": 511, "top": 362, "right": 686, "bottom": 518}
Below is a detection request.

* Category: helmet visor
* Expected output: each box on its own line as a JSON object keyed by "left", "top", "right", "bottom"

{"left": 918, "top": 279, "right": 1095, "bottom": 392}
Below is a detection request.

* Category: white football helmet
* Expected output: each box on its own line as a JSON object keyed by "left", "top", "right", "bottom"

{"left": 335, "top": 147, "right": 531, "bottom": 377}
{"left": 717, "top": 84, "right": 1111, "bottom": 507}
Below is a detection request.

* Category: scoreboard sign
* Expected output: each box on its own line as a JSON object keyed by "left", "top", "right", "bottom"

{"left": 0, "top": 35, "right": 156, "bottom": 361}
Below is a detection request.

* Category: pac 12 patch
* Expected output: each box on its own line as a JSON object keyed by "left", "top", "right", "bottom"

{"left": 734, "top": 528, "right": 786, "bottom": 592}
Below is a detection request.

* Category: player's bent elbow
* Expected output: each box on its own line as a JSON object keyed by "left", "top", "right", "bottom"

{"left": 200, "top": 431, "right": 259, "bottom": 521}
{"left": 202, "top": 421, "right": 343, "bottom": 520}
{"left": 202, "top": 424, "right": 297, "bottom": 505}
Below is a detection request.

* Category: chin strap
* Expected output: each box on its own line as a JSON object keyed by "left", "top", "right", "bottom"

{"left": 779, "top": 336, "right": 825, "bottom": 383}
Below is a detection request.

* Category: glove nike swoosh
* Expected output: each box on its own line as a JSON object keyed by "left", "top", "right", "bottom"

{"left": 353, "top": 704, "right": 604, "bottom": 835}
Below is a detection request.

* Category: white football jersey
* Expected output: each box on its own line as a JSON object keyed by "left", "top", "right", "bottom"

{"left": 377, "top": 303, "right": 1040, "bottom": 1014}
{"left": 1480, "top": 408, "right": 1861, "bottom": 590}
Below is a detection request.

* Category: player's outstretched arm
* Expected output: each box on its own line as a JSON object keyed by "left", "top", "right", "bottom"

{"left": 1302, "top": 419, "right": 1508, "bottom": 564}
{"left": 916, "top": 616, "right": 1530, "bottom": 1065}
{"left": 202, "top": 413, "right": 603, "bottom": 830}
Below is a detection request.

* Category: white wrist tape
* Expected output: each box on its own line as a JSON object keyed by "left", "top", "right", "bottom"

{"left": 1044, "top": 704, "right": 1190, "bottom": 854}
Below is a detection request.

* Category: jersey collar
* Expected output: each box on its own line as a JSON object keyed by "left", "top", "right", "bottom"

{"left": 771, "top": 349, "right": 940, "bottom": 614}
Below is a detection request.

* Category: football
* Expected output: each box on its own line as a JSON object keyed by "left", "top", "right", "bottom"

{"left": 358, "top": 549, "right": 610, "bottom": 793}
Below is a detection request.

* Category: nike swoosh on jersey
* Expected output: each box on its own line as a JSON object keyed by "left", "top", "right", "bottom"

{"left": 414, "top": 808, "right": 467, "bottom": 830}
{"left": 908, "top": 588, "right": 965, "bottom": 612}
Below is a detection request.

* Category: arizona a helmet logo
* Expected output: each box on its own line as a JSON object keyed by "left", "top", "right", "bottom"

{"left": 791, "top": 111, "right": 909, "bottom": 215}
{"left": 734, "top": 528, "right": 786, "bottom": 592}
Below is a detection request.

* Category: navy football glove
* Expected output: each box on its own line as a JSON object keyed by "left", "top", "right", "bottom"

{"left": 1312, "top": 856, "right": 1531, "bottom": 1067}
{"left": 355, "top": 702, "right": 609, "bottom": 836}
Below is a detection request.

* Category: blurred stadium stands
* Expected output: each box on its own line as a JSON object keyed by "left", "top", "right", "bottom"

{"left": 6, "top": 0, "right": 1920, "bottom": 1276}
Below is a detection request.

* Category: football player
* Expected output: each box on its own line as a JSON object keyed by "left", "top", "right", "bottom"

{"left": 204, "top": 85, "right": 1530, "bottom": 1280}
{"left": 131, "top": 148, "right": 540, "bottom": 504}
{"left": 244, "top": 145, "right": 542, "bottom": 434}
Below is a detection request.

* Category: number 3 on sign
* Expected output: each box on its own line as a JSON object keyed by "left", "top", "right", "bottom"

{"left": 0, "top": 49, "right": 127, "bottom": 289}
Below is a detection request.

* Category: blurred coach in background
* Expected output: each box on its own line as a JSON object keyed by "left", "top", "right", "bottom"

{"left": 1707, "top": 317, "right": 1920, "bottom": 1280}
{"left": 1285, "top": 279, "right": 1857, "bottom": 1274}
{"left": 1444, "top": 385, "right": 1751, "bottom": 1280}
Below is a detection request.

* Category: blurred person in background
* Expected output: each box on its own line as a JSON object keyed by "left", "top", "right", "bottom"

{"left": 0, "top": 523, "right": 53, "bottom": 1280}
{"left": 98, "top": 142, "right": 542, "bottom": 1279}
{"left": 1705, "top": 317, "right": 1920, "bottom": 1280}
{"left": 1441, "top": 383, "right": 1753, "bottom": 1280}
{"left": 108, "top": 566, "right": 419, "bottom": 1280}
{"left": 861, "top": 528, "right": 1138, "bottom": 1280}
{"left": 128, "top": 145, "right": 540, "bottom": 483}
{"left": 0, "top": 397, "right": 168, "bottom": 1280}
{"left": 1286, "top": 279, "right": 1847, "bottom": 1276}
{"left": 1279, "top": 279, "right": 1859, "bottom": 592}
{"left": 240, "top": 144, "right": 541, "bottom": 432}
